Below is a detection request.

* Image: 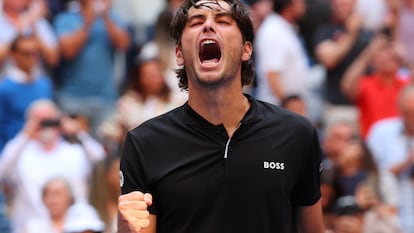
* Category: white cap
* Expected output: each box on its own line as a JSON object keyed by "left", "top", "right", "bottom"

{"left": 63, "top": 203, "right": 105, "bottom": 232}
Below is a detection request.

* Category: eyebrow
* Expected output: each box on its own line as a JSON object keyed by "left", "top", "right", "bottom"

{"left": 187, "top": 11, "right": 233, "bottom": 22}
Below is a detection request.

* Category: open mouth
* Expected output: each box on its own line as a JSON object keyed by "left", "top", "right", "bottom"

{"left": 199, "top": 39, "right": 221, "bottom": 64}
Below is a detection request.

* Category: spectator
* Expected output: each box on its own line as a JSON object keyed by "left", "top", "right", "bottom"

{"left": 243, "top": 0, "right": 273, "bottom": 97}
{"left": 0, "top": 99, "right": 105, "bottom": 233}
{"left": 355, "top": 181, "right": 403, "bottom": 233}
{"left": 280, "top": 94, "right": 308, "bottom": 118}
{"left": 297, "top": 0, "right": 331, "bottom": 63}
{"left": 115, "top": 57, "right": 185, "bottom": 131}
{"left": 0, "top": 190, "right": 10, "bottom": 233}
{"left": 332, "top": 137, "right": 399, "bottom": 206}
{"left": 63, "top": 202, "right": 105, "bottom": 233}
{"left": 0, "top": 0, "right": 59, "bottom": 71}
{"left": 321, "top": 120, "right": 355, "bottom": 170}
{"left": 244, "top": 0, "right": 273, "bottom": 32}
{"left": 255, "top": 0, "right": 309, "bottom": 107}
{"left": 89, "top": 155, "right": 120, "bottom": 233}
{"left": 53, "top": 0, "right": 130, "bottom": 135}
{"left": 354, "top": 0, "right": 389, "bottom": 32}
{"left": 24, "top": 177, "right": 75, "bottom": 233}
{"left": 0, "top": 35, "right": 53, "bottom": 151}
{"left": 328, "top": 195, "right": 364, "bottom": 233}
{"left": 396, "top": 0, "right": 414, "bottom": 73}
{"left": 138, "top": 8, "right": 187, "bottom": 100}
{"left": 366, "top": 84, "right": 414, "bottom": 233}
{"left": 111, "top": 0, "right": 165, "bottom": 46}
{"left": 341, "top": 35, "right": 409, "bottom": 138}
{"left": 313, "top": 0, "right": 373, "bottom": 128}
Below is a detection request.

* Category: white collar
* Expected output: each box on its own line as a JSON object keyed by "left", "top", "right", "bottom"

{"left": 5, "top": 65, "right": 38, "bottom": 83}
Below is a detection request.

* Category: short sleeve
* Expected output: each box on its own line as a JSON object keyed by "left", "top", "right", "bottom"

{"left": 54, "top": 13, "right": 82, "bottom": 37}
{"left": 120, "top": 132, "right": 158, "bottom": 214}
{"left": 291, "top": 128, "right": 323, "bottom": 206}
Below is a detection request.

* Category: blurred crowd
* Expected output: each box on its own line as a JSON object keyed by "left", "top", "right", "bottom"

{"left": 0, "top": 0, "right": 413, "bottom": 232}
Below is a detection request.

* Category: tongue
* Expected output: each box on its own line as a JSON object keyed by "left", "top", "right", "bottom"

{"left": 200, "top": 43, "right": 221, "bottom": 63}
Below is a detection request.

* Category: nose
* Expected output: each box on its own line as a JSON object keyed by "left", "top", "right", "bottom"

{"left": 203, "top": 17, "right": 216, "bottom": 33}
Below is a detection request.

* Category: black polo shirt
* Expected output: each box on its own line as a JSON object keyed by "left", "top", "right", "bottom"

{"left": 120, "top": 95, "right": 323, "bottom": 233}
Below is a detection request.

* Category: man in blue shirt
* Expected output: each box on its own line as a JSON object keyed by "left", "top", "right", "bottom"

{"left": 54, "top": 0, "right": 130, "bottom": 135}
{"left": 0, "top": 35, "right": 53, "bottom": 152}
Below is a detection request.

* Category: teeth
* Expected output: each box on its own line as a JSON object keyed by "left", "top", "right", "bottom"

{"left": 202, "top": 40, "right": 216, "bottom": 45}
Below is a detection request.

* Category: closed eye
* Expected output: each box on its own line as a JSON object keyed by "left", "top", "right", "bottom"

{"left": 216, "top": 14, "right": 233, "bottom": 25}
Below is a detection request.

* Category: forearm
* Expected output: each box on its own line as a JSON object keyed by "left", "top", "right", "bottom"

{"left": 266, "top": 71, "right": 285, "bottom": 100}
{"left": 37, "top": 40, "right": 60, "bottom": 67}
{"left": 341, "top": 45, "right": 372, "bottom": 100}
{"left": 0, "top": 44, "right": 10, "bottom": 65}
{"left": 0, "top": 133, "right": 30, "bottom": 179}
{"left": 298, "top": 199, "right": 324, "bottom": 233}
{"left": 103, "top": 15, "right": 130, "bottom": 51}
{"left": 315, "top": 33, "right": 357, "bottom": 69}
{"left": 59, "top": 26, "right": 90, "bottom": 60}
{"left": 390, "top": 159, "right": 413, "bottom": 176}
{"left": 77, "top": 131, "right": 105, "bottom": 163}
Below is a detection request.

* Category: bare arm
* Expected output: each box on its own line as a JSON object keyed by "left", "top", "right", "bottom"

{"left": 341, "top": 35, "right": 388, "bottom": 101}
{"left": 35, "top": 35, "right": 60, "bottom": 67}
{"left": 0, "top": 43, "right": 11, "bottom": 66}
{"left": 315, "top": 14, "right": 361, "bottom": 69}
{"left": 266, "top": 71, "right": 285, "bottom": 100}
{"left": 58, "top": 7, "right": 96, "bottom": 60}
{"left": 58, "top": 25, "right": 91, "bottom": 60}
{"left": 389, "top": 150, "right": 414, "bottom": 176}
{"left": 298, "top": 199, "right": 324, "bottom": 233}
{"left": 103, "top": 14, "right": 130, "bottom": 51}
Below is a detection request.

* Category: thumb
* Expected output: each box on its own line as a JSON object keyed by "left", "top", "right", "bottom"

{"left": 143, "top": 193, "right": 153, "bottom": 206}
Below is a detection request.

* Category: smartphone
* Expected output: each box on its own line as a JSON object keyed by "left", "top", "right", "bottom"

{"left": 39, "top": 119, "right": 61, "bottom": 128}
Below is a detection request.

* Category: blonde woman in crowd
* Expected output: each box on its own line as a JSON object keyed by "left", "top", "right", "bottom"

{"left": 89, "top": 155, "right": 120, "bottom": 233}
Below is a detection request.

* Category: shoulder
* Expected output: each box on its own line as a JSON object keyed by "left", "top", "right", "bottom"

{"left": 128, "top": 105, "right": 185, "bottom": 139}
{"left": 368, "top": 117, "right": 401, "bottom": 136}
{"left": 54, "top": 12, "right": 80, "bottom": 26}
{"left": 255, "top": 99, "right": 315, "bottom": 134}
{"left": 0, "top": 78, "right": 14, "bottom": 89}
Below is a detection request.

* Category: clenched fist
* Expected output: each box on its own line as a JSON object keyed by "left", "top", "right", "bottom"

{"left": 118, "top": 191, "right": 153, "bottom": 233}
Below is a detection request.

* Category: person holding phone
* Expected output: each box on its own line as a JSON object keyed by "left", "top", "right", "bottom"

{"left": 0, "top": 99, "right": 105, "bottom": 233}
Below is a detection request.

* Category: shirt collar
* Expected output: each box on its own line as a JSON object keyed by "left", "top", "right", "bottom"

{"left": 182, "top": 94, "right": 261, "bottom": 127}
{"left": 5, "top": 65, "right": 38, "bottom": 83}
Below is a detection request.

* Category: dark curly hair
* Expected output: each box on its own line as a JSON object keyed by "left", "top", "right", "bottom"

{"left": 170, "top": 0, "right": 255, "bottom": 91}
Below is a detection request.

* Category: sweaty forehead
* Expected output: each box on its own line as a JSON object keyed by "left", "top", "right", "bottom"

{"left": 188, "top": 0, "right": 232, "bottom": 15}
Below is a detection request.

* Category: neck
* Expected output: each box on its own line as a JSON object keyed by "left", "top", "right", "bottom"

{"left": 280, "top": 11, "right": 295, "bottom": 24}
{"left": 340, "top": 164, "right": 360, "bottom": 177}
{"left": 188, "top": 84, "right": 249, "bottom": 138}
{"left": 378, "top": 72, "right": 396, "bottom": 85}
{"left": 51, "top": 214, "right": 66, "bottom": 232}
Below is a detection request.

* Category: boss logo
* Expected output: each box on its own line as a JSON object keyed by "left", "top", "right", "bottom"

{"left": 264, "top": 161, "right": 285, "bottom": 170}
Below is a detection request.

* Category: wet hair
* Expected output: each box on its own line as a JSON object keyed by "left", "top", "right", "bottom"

{"left": 170, "top": 0, "right": 255, "bottom": 91}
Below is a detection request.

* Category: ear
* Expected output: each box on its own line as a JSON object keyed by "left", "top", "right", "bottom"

{"left": 241, "top": 41, "right": 253, "bottom": 61}
{"left": 176, "top": 46, "right": 184, "bottom": 66}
